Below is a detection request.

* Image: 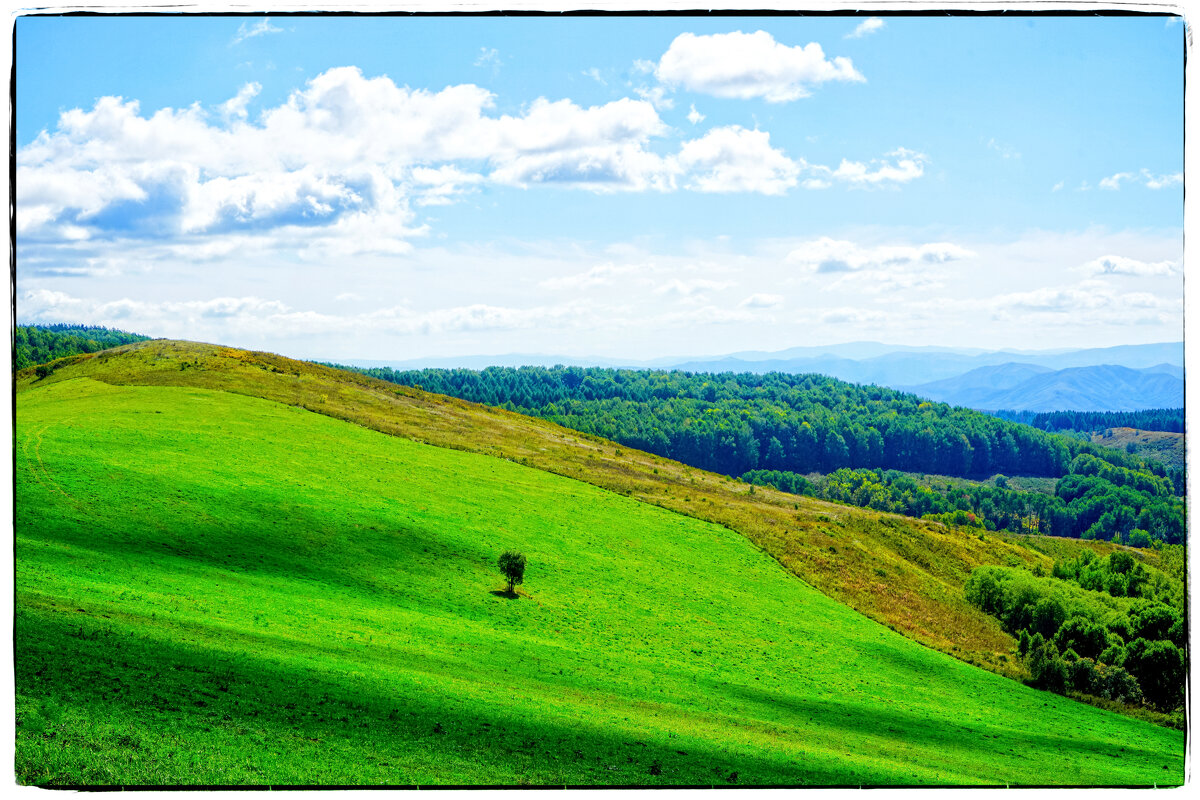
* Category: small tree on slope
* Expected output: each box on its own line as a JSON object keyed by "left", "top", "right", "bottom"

{"left": 498, "top": 550, "right": 527, "bottom": 595}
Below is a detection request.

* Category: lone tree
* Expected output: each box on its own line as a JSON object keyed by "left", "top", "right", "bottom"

{"left": 498, "top": 550, "right": 527, "bottom": 595}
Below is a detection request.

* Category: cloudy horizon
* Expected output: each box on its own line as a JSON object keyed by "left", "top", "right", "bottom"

{"left": 15, "top": 14, "right": 1183, "bottom": 362}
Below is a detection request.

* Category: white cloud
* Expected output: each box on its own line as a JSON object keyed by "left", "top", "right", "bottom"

{"left": 18, "top": 65, "right": 933, "bottom": 279}
{"left": 985, "top": 279, "right": 1180, "bottom": 326}
{"left": 582, "top": 68, "right": 606, "bottom": 86}
{"left": 786, "top": 237, "right": 974, "bottom": 273}
{"left": 231, "top": 18, "right": 282, "bottom": 46}
{"left": 20, "top": 288, "right": 596, "bottom": 339}
{"left": 846, "top": 18, "right": 885, "bottom": 39}
{"left": 739, "top": 293, "right": 783, "bottom": 308}
{"left": 1141, "top": 169, "right": 1182, "bottom": 189}
{"left": 1079, "top": 254, "right": 1178, "bottom": 277}
{"left": 539, "top": 262, "right": 650, "bottom": 291}
{"left": 687, "top": 104, "right": 705, "bottom": 125}
{"left": 17, "top": 68, "right": 686, "bottom": 249}
{"left": 409, "top": 165, "right": 484, "bottom": 207}
{"left": 1098, "top": 169, "right": 1181, "bottom": 190}
{"left": 632, "top": 84, "right": 675, "bottom": 110}
{"left": 815, "top": 147, "right": 928, "bottom": 187}
{"left": 654, "top": 30, "right": 864, "bottom": 103}
{"left": 220, "top": 82, "right": 261, "bottom": 120}
{"left": 1051, "top": 181, "right": 1064, "bottom": 192}
{"left": 677, "top": 126, "right": 800, "bottom": 195}
{"left": 1099, "top": 171, "right": 1133, "bottom": 190}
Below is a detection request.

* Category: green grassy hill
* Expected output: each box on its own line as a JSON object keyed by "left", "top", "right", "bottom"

{"left": 19, "top": 340, "right": 1177, "bottom": 685}
{"left": 15, "top": 374, "right": 1184, "bottom": 785}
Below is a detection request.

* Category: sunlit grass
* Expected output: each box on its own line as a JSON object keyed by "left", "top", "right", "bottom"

{"left": 14, "top": 377, "right": 1184, "bottom": 785}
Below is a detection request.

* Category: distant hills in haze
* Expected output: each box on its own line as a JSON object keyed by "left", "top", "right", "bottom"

{"left": 903, "top": 363, "right": 1184, "bottom": 412}
{"left": 343, "top": 340, "right": 1184, "bottom": 414}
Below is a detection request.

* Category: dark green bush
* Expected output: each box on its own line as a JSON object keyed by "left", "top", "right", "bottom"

{"left": 1124, "top": 639, "right": 1184, "bottom": 712}
{"left": 1054, "top": 616, "right": 1109, "bottom": 661}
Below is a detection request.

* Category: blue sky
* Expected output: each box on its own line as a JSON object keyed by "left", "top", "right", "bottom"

{"left": 15, "top": 13, "right": 1184, "bottom": 360}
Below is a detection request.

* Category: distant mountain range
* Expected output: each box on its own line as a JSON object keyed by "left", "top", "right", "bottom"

{"left": 902, "top": 363, "right": 1185, "bottom": 412}
{"left": 668, "top": 341, "right": 1185, "bottom": 386}
{"left": 343, "top": 340, "right": 1184, "bottom": 414}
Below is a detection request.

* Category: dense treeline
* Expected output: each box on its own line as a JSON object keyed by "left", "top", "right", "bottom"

{"left": 966, "top": 560, "right": 1185, "bottom": 713}
{"left": 743, "top": 453, "right": 1185, "bottom": 545}
{"left": 328, "top": 364, "right": 1163, "bottom": 482}
{"left": 14, "top": 324, "right": 151, "bottom": 370}
{"left": 993, "top": 408, "right": 1185, "bottom": 434}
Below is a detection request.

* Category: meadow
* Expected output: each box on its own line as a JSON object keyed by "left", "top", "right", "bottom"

{"left": 17, "top": 342, "right": 1179, "bottom": 684}
{"left": 14, "top": 374, "right": 1185, "bottom": 785}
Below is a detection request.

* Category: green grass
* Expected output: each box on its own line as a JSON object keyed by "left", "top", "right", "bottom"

{"left": 15, "top": 377, "right": 1184, "bottom": 785}
{"left": 16, "top": 341, "right": 1180, "bottom": 703}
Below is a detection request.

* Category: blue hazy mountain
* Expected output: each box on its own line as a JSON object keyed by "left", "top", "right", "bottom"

{"left": 906, "top": 364, "right": 1185, "bottom": 412}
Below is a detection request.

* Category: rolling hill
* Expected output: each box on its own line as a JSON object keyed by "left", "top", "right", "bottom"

{"left": 15, "top": 341, "right": 1185, "bottom": 785}
{"left": 908, "top": 365, "right": 1185, "bottom": 412}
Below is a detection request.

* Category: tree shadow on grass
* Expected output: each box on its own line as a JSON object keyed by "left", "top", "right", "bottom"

{"left": 489, "top": 589, "right": 519, "bottom": 600}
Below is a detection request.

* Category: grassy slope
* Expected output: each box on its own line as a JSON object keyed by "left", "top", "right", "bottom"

{"left": 15, "top": 378, "right": 1184, "bottom": 785}
{"left": 1090, "top": 427, "right": 1186, "bottom": 472}
{"left": 15, "top": 342, "right": 1175, "bottom": 683}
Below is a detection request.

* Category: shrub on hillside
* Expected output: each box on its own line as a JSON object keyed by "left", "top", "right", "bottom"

{"left": 1124, "top": 639, "right": 1185, "bottom": 712}
{"left": 1054, "top": 616, "right": 1109, "bottom": 661}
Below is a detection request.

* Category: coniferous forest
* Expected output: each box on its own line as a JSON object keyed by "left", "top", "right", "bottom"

{"left": 992, "top": 408, "right": 1185, "bottom": 434}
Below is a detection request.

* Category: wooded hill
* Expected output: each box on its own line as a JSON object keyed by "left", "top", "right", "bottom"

{"left": 327, "top": 365, "right": 1168, "bottom": 481}
{"left": 14, "top": 324, "right": 151, "bottom": 371}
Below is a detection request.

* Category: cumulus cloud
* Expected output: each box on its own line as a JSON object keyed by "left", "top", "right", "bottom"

{"left": 846, "top": 18, "right": 885, "bottom": 39}
{"left": 1079, "top": 254, "right": 1178, "bottom": 277}
{"left": 17, "top": 68, "right": 683, "bottom": 250}
{"left": 677, "top": 126, "right": 800, "bottom": 195}
{"left": 654, "top": 30, "right": 864, "bottom": 103}
{"left": 687, "top": 104, "right": 705, "bottom": 125}
{"left": 18, "top": 65, "right": 930, "bottom": 272}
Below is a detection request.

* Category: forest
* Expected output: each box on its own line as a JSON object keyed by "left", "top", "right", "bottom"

{"left": 332, "top": 364, "right": 1169, "bottom": 481}
{"left": 992, "top": 408, "right": 1185, "bottom": 434}
{"left": 965, "top": 551, "right": 1185, "bottom": 716}
{"left": 743, "top": 456, "right": 1185, "bottom": 546}
{"left": 14, "top": 325, "right": 151, "bottom": 371}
